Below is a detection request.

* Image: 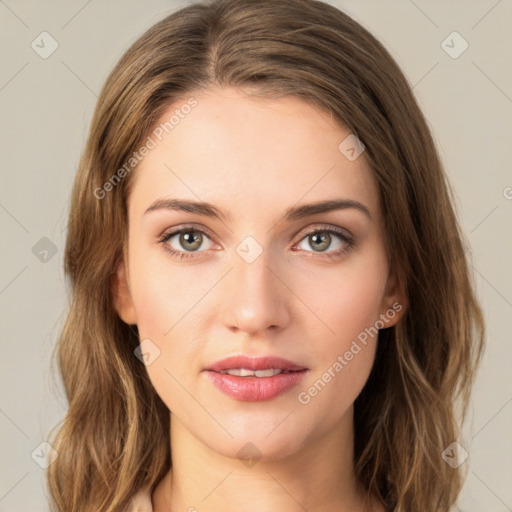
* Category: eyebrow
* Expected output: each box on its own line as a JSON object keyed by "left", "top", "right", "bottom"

{"left": 144, "top": 197, "right": 372, "bottom": 223}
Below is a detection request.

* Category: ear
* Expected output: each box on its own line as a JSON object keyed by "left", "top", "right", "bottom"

{"left": 111, "top": 259, "right": 137, "bottom": 325}
{"left": 379, "top": 269, "right": 407, "bottom": 328}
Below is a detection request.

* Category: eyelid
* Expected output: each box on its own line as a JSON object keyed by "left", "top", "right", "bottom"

{"left": 166, "top": 227, "right": 350, "bottom": 269}
{"left": 158, "top": 222, "right": 353, "bottom": 246}
{"left": 158, "top": 223, "right": 219, "bottom": 245}
{"left": 297, "top": 223, "right": 353, "bottom": 241}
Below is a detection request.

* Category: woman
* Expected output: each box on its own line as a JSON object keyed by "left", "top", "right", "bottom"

{"left": 47, "top": 0, "right": 485, "bottom": 511}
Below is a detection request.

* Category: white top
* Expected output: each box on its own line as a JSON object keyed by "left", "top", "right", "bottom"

{"left": 126, "top": 489, "right": 153, "bottom": 512}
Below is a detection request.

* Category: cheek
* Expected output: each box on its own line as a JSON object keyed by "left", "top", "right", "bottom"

{"left": 297, "top": 274, "right": 383, "bottom": 419}
{"left": 127, "top": 228, "right": 387, "bottom": 419}
{"left": 298, "top": 250, "right": 387, "bottom": 349}
{"left": 127, "top": 250, "right": 205, "bottom": 411}
{"left": 127, "top": 245, "right": 212, "bottom": 378}
{"left": 294, "top": 246, "right": 387, "bottom": 409}
{"left": 128, "top": 242, "right": 195, "bottom": 339}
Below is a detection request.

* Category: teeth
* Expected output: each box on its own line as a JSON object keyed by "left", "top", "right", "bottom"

{"left": 220, "top": 368, "right": 285, "bottom": 377}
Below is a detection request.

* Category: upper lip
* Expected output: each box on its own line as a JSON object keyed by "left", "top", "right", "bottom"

{"left": 204, "top": 355, "right": 308, "bottom": 372}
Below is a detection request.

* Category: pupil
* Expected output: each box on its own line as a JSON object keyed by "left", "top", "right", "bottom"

{"left": 311, "top": 232, "right": 329, "bottom": 251}
{"left": 182, "top": 231, "right": 201, "bottom": 251}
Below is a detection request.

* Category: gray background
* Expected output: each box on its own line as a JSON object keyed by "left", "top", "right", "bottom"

{"left": 1, "top": 0, "right": 511, "bottom": 510}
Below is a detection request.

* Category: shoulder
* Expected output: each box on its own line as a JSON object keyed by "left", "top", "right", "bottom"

{"left": 125, "top": 489, "right": 153, "bottom": 512}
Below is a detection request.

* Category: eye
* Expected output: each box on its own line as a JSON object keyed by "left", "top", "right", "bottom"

{"left": 158, "top": 225, "right": 215, "bottom": 260}
{"left": 158, "top": 224, "right": 355, "bottom": 261}
{"left": 294, "top": 225, "right": 354, "bottom": 258}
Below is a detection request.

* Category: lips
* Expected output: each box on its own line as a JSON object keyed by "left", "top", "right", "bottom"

{"left": 203, "top": 355, "right": 309, "bottom": 401}
{"left": 204, "top": 355, "right": 308, "bottom": 373}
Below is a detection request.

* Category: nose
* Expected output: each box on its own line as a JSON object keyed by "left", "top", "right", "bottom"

{"left": 219, "top": 246, "right": 290, "bottom": 337}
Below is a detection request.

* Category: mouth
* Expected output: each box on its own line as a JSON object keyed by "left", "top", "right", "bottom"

{"left": 204, "top": 354, "right": 308, "bottom": 373}
{"left": 213, "top": 368, "right": 299, "bottom": 377}
{"left": 203, "top": 355, "right": 309, "bottom": 401}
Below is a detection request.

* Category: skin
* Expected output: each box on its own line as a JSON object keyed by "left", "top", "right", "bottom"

{"left": 113, "top": 86, "right": 406, "bottom": 512}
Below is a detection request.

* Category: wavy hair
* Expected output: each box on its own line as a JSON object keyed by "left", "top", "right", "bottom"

{"left": 46, "top": 0, "right": 485, "bottom": 510}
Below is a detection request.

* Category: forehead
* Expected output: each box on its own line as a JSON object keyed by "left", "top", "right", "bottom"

{"left": 128, "top": 87, "right": 380, "bottom": 222}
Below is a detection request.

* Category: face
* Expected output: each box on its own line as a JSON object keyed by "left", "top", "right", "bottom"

{"left": 113, "top": 86, "right": 405, "bottom": 461}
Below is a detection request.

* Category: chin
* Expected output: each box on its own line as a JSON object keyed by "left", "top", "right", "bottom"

{"left": 214, "top": 425, "right": 308, "bottom": 463}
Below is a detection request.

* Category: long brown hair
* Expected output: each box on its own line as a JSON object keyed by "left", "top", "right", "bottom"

{"left": 46, "top": 0, "right": 485, "bottom": 510}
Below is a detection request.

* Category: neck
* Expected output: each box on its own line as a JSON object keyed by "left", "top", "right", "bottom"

{"left": 152, "top": 405, "right": 380, "bottom": 512}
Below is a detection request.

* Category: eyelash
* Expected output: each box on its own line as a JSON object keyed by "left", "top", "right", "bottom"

{"left": 157, "top": 224, "right": 355, "bottom": 261}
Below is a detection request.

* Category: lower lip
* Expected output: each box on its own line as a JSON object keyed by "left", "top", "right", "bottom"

{"left": 204, "top": 370, "right": 308, "bottom": 401}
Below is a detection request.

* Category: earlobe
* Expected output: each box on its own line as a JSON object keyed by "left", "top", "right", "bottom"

{"left": 380, "top": 271, "right": 408, "bottom": 328}
{"left": 111, "top": 260, "right": 137, "bottom": 325}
